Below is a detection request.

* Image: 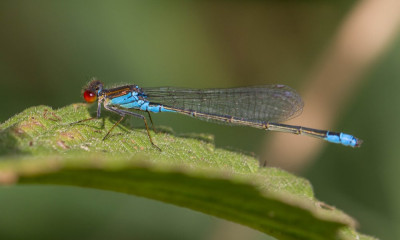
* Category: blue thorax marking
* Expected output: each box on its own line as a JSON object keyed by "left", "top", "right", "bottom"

{"left": 119, "top": 99, "right": 145, "bottom": 109}
{"left": 110, "top": 92, "right": 138, "bottom": 105}
{"left": 110, "top": 91, "right": 176, "bottom": 113}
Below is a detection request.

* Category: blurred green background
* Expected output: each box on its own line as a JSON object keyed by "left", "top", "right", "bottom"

{"left": 0, "top": 1, "right": 399, "bottom": 239}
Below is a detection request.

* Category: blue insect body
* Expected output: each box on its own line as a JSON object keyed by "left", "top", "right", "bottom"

{"left": 77, "top": 79, "right": 362, "bottom": 150}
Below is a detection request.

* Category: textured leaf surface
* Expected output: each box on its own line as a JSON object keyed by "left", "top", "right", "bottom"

{"left": 0, "top": 105, "right": 377, "bottom": 240}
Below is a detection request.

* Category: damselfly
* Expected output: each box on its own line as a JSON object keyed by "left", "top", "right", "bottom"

{"left": 72, "top": 79, "right": 362, "bottom": 150}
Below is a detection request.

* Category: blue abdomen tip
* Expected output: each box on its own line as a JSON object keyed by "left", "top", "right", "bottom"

{"left": 326, "top": 132, "right": 362, "bottom": 147}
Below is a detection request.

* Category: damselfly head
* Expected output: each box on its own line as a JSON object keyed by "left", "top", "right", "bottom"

{"left": 82, "top": 78, "right": 103, "bottom": 103}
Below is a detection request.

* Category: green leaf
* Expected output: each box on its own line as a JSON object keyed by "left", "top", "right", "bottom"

{"left": 0, "top": 105, "right": 377, "bottom": 240}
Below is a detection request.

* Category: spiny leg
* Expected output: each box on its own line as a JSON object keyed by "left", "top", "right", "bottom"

{"left": 69, "top": 117, "right": 97, "bottom": 125}
{"left": 105, "top": 106, "right": 161, "bottom": 151}
{"left": 71, "top": 100, "right": 103, "bottom": 126}
{"left": 146, "top": 111, "right": 157, "bottom": 133}
{"left": 102, "top": 115, "right": 125, "bottom": 141}
{"left": 141, "top": 116, "right": 161, "bottom": 151}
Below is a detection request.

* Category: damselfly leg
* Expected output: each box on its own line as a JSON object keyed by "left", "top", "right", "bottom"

{"left": 104, "top": 106, "right": 161, "bottom": 151}
{"left": 146, "top": 111, "right": 157, "bottom": 133}
{"left": 70, "top": 108, "right": 161, "bottom": 151}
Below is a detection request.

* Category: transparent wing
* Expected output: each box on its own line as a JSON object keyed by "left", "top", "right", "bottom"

{"left": 142, "top": 85, "right": 304, "bottom": 123}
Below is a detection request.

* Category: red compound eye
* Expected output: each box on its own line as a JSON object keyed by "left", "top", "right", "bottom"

{"left": 83, "top": 90, "right": 97, "bottom": 103}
